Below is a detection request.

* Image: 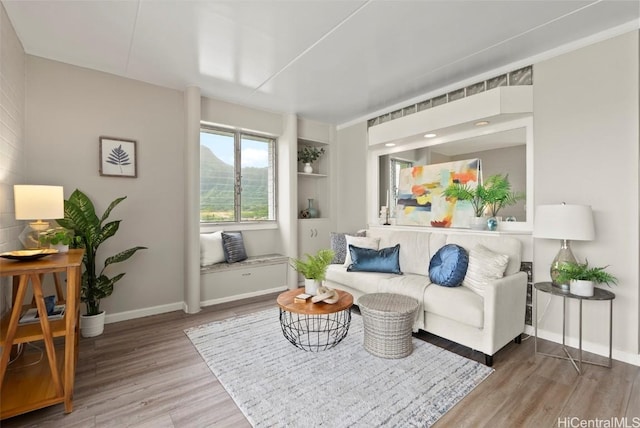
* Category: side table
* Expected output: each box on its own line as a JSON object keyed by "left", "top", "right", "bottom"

{"left": 534, "top": 281, "right": 614, "bottom": 374}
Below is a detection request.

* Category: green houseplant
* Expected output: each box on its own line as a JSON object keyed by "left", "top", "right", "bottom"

{"left": 57, "top": 189, "right": 147, "bottom": 336}
{"left": 291, "top": 249, "right": 334, "bottom": 295}
{"left": 482, "top": 174, "right": 525, "bottom": 218}
{"left": 298, "top": 146, "right": 325, "bottom": 173}
{"left": 556, "top": 260, "right": 617, "bottom": 297}
{"left": 39, "top": 227, "right": 73, "bottom": 252}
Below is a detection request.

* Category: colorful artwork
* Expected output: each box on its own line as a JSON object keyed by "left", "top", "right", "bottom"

{"left": 396, "top": 159, "right": 481, "bottom": 228}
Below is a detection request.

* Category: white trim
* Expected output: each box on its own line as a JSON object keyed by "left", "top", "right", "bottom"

{"left": 338, "top": 21, "right": 639, "bottom": 130}
{"left": 200, "top": 222, "right": 278, "bottom": 233}
{"left": 200, "top": 286, "right": 288, "bottom": 307}
{"left": 104, "top": 301, "right": 185, "bottom": 324}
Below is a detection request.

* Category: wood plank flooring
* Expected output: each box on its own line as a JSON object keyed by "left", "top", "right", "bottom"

{"left": 3, "top": 293, "right": 639, "bottom": 428}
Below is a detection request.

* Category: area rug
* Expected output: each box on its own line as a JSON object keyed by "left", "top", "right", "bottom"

{"left": 185, "top": 308, "right": 493, "bottom": 427}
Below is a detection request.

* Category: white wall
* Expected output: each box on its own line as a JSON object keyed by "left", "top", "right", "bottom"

{"left": 25, "top": 56, "right": 186, "bottom": 319}
{"left": 0, "top": 3, "right": 25, "bottom": 314}
{"left": 336, "top": 122, "right": 368, "bottom": 232}
{"left": 533, "top": 31, "right": 639, "bottom": 360}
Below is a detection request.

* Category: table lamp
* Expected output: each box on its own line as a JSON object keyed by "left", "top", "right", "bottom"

{"left": 533, "top": 203, "right": 595, "bottom": 290}
{"left": 14, "top": 185, "right": 64, "bottom": 249}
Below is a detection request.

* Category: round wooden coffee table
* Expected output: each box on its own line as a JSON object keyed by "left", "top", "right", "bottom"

{"left": 277, "top": 288, "right": 353, "bottom": 351}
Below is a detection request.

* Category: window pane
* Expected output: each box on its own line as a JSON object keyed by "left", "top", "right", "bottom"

{"left": 200, "top": 130, "right": 235, "bottom": 222}
{"left": 240, "top": 134, "right": 275, "bottom": 221}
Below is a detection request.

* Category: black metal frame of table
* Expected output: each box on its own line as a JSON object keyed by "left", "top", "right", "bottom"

{"left": 534, "top": 281, "right": 615, "bottom": 374}
{"left": 279, "top": 308, "right": 352, "bottom": 352}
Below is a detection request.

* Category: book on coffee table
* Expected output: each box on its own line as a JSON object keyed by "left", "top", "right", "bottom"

{"left": 294, "top": 293, "right": 312, "bottom": 303}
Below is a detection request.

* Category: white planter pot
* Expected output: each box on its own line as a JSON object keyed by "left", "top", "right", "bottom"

{"left": 81, "top": 311, "right": 106, "bottom": 337}
{"left": 570, "top": 280, "right": 594, "bottom": 297}
{"left": 304, "top": 278, "right": 321, "bottom": 296}
{"left": 303, "top": 163, "right": 313, "bottom": 174}
{"left": 51, "top": 243, "right": 69, "bottom": 253}
{"left": 469, "top": 216, "right": 486, "bottom": 230}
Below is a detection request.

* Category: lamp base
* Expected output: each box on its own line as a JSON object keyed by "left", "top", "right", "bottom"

{"left": 18, "top": 220, "right": 50, "bottom": 249}
{"left": 550, "top": 239, "right": 576, "bottom": 290}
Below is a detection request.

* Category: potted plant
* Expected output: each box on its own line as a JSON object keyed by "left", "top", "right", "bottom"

{"left": 297, "top": 146, "right": 325, "bottom": 174}
{"left": 57, "top": 189, "right": 147, "bottom": 337}
{"left": 555, "top": 260, "right": 617, "bottom": 297}
{"left": 291, "top": 249, "right": 334, "bottom": 295}
{"left": 38, "top": 227, "right": 73, "bottom": 253}
{"left": 443, "top": 181, "right": 488, "bottom": 230}
{"left": 482, "top": 174, "right": 525, "bottom": 219}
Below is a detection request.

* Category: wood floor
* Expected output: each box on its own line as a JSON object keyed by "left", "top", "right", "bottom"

{"left": 3, "top": 293, "right": 639, "bottom": 428}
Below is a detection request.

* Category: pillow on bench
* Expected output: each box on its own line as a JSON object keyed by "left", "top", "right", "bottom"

{"left": 200, "top": 231, "right": 225, "bottom": 266}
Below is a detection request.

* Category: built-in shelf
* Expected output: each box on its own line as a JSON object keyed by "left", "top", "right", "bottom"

{"left": 297, "top": 172, "right": 327, "bottom": 178}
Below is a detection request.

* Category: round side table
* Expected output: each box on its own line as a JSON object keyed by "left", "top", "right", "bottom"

{"left": 358, "top": 293, "right": 419, "bottom": 359}
{"left": 534, "top": 281, "right": 615, "bottom": 374}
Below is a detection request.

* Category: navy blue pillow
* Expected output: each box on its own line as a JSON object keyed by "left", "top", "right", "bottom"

{"left": 429, "top": 244, "right": 469, "bottom": 287}
{"left": 347, "top": 244, "right": 402, "bottom": 275}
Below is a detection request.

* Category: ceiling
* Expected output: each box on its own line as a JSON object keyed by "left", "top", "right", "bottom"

{"left": 3, "top": 1, "right": 638, "bottom": 126}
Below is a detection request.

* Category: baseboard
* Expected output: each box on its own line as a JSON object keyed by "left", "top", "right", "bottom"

{"left": 104, "top": 301, "right": 184, "bottom": 324}
{"left": 524, "top": 325, "right": 640, "bottom": 367}
{"left": 200, "top": 286, "right": 287, "bottom": 308}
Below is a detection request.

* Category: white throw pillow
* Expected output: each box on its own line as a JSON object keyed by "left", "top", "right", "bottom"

{"left": 463, "top": 244, "right": 509, "bottom": 296}
{"left": 200, "top": 231, "right": 225, "bottom": 266}
{"left": 343, "top": 236, "right": 381, "bottom": 267}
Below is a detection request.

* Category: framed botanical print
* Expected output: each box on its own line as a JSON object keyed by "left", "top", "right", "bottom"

{"left": 99, "top": 136, "right": 137, "bottom": 178}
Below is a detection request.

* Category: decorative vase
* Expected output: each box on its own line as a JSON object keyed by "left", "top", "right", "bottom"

{"left": 469, "top": 216, "right": 486, "bottom": 230}
{"left": 303, "top": 163, "right": 313, "bottom": 174}
{"left": 51, "top": 243, "right": 69, "bottom": 253}
{"left": 487, "top": 217, "right": 498, "bottom": 231}
{"left": 570, "top": 280, "right": 594, "bottom": 297}
{"left": 81, "top": 311, "right": 106, "bottom": 337}
{"left": 304, "top": 278, "right": 321, "bottom": 296}
{"left": 307, "top": 199, "right": 318, "bottom": 218}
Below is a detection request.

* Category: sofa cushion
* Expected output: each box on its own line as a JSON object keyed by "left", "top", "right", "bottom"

{"left": 343, "top": 235, "right": 380, "bottom": 267}
{"left": 330, "top": 231, "right": 366, "bottom": 264}
{"left": 325, "top": 265, "right": 394, "bottom": 294}
{"left": 463, "top": 244, "right": 509, "bottom": 296}
{"left": 424, "top": 283, "right": 484, "bottom": 328}
{"left": 221, "top": 231, "right": 248, "bottom": 263}
{"left": 444, "top": 234, "right": 521, "bottom": 275}
{"left": 200, "top": 231, "right": 225, "bottom": 266}
{"left": 366, "top": 229, "right": 432, "bottom": 276}
{"left": 428, "top": 244, "right": 468, "bottom": 287}
{"left": 347, "top": 244, "right": 402, "bottom": 275}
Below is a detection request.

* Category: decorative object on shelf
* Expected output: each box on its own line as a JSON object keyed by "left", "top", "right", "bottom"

{"left": 99, "top": 136, "right": 137, "bottom": 178}
{"left": 0, "top": 248, "right": 58, "bottom": 261}
{"left": 555, "top": 260, "right": 617, "bottom": 297}
{"left": 297, "top": 146, "right": 325, "bottom": 173}
{"left": 486, "top": 216, "right": 498, "bottom": 231}
{"left": 57, "top": 189, "right": 147, "bottom": 337}
{"left": 307, "top": 199, "right": 318, "bottom": 218}
{"left": 483, "top": 174, "right": 525, "bottom": 218}
{"left": 311, "top": 286, "right": 340, "bottom": 304}
{"left": 290, "top": 249, "right": 334, "bottom": 296}
{"left": 533, "top": 203, "right": 595, "bottom": 290}
{"left": 299, "top": 208, "right": 309, "bottom": 219}
{"left": 38, "top": 227, "right": 74, "bottom": 253}
{"left": 14, "top": 184, "right": 64, "bottom": 249}
{"left": 505, "top": 216, "right": 517, "bottom": 222}
{"left": 380, "top": 206, "right": 390, "bottom": 225}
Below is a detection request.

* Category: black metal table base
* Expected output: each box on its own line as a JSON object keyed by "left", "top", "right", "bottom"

{"left": 279, "top": 308, "right": 351, "bottom": 351}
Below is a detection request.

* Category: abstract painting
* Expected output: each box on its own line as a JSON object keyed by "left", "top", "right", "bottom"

{"left": 396, "top": 159, "right": 480, "bottom": 228}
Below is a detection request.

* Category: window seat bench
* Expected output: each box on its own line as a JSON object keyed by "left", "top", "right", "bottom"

{"left": 200, "top": 254, "right": 289, "bottom": 306}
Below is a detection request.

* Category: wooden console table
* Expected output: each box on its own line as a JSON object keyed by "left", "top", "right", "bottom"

{"left": 0, "top": 249, "right": 84, "bottom": 419}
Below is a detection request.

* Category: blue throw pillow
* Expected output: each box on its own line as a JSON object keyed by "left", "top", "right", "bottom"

{"left": 429, "top": 244, "right": 469, "bottom": 287}
{"left": 347, "top": 244, "right": 402, "bottom": 275}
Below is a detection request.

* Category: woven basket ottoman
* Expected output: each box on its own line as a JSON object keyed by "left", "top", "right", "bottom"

{"left": 358, "top": 293, "right": 419, "bottom": 359}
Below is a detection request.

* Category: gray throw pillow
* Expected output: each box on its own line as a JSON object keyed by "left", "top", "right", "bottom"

{"left": 221, "top": 231, "right": 248, "bottom": 263}
{"left": 330, "top": 231, "right": 366, "bottom": 264}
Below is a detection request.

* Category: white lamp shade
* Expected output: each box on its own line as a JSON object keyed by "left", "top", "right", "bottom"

{"left": 14, "top": 185, "right": 64, "bottom": 220}
{"left": 533, "top": 203, "right": 595, "bottom": 241}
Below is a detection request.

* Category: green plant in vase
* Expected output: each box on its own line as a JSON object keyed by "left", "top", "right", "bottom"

{"left": 556, "top": 259, "right": 617, "bottom": 297}
{"left": 291, "top": 249, "right": 334, "bottom": 295}
{"left": 483, "top": 174, "right": 525, "bottom": 218}
{"left": 298, "top": 146, "right": 325, "bottom": 173}
{"left": 39, "top": 227, "right": 73, "bottom": 251}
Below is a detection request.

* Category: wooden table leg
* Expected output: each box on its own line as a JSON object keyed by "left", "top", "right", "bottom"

{"left": 0, "top": 275, "right": 29, "bottom": 385}
{"left": 30, "top": 273, "right": 64, "bottom": 397}
{"left": 63, "top": 265, "right": 79, "bottom": 413}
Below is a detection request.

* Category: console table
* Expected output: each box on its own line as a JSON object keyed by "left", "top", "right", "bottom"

{"left": 0, "top": 249, "right": 84, "bottom": 419}
{"left": 534, "top": 281, "right": 614, "bottom": 374}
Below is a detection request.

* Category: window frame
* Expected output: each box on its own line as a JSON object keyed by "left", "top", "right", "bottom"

{"left": 200, "top": 124, "right": 278, "bottom": 226}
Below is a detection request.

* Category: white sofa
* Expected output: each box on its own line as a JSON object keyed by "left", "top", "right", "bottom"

{"left": 325, "top": 228, "right": 527, "bottom": 366}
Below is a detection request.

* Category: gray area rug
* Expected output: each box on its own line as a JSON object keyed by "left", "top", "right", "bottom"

{"left": 185, "top": 308, "right": 493, "bottom": 427}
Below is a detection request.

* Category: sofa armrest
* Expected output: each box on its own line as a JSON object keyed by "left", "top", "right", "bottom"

{"left": 482, "top": 271, "right": 528, "bottom": 354}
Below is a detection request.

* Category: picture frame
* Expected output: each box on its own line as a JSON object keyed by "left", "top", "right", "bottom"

{"left": 99, "top": 137, "right": 137, "bottom": 178}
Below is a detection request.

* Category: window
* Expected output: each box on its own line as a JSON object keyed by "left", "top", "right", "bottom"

{"left": 200, "top": 125, "right": 277, "bottom": 223}
{"left": 390, "top": 157, "right": 413, "bottom": 217}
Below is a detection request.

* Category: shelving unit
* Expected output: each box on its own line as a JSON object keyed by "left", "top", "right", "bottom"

{"left": 0, "top": 249, "right": 83, "bottom": 419}
{"left": 297, "top": 138, "right": 330, "bottom": 221}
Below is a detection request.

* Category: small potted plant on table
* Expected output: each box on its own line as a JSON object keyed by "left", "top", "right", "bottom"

{"left": 38, "top": 227, "right": 73, "bottom": 253}
{"left": 291, "top": 249, "right": 334, "bottom": 295}
{"left": 297, "top": 146, "right": 325, "bottom": 174}
{"left": 555, "top": 260, "right": 617, "bottom": 297}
